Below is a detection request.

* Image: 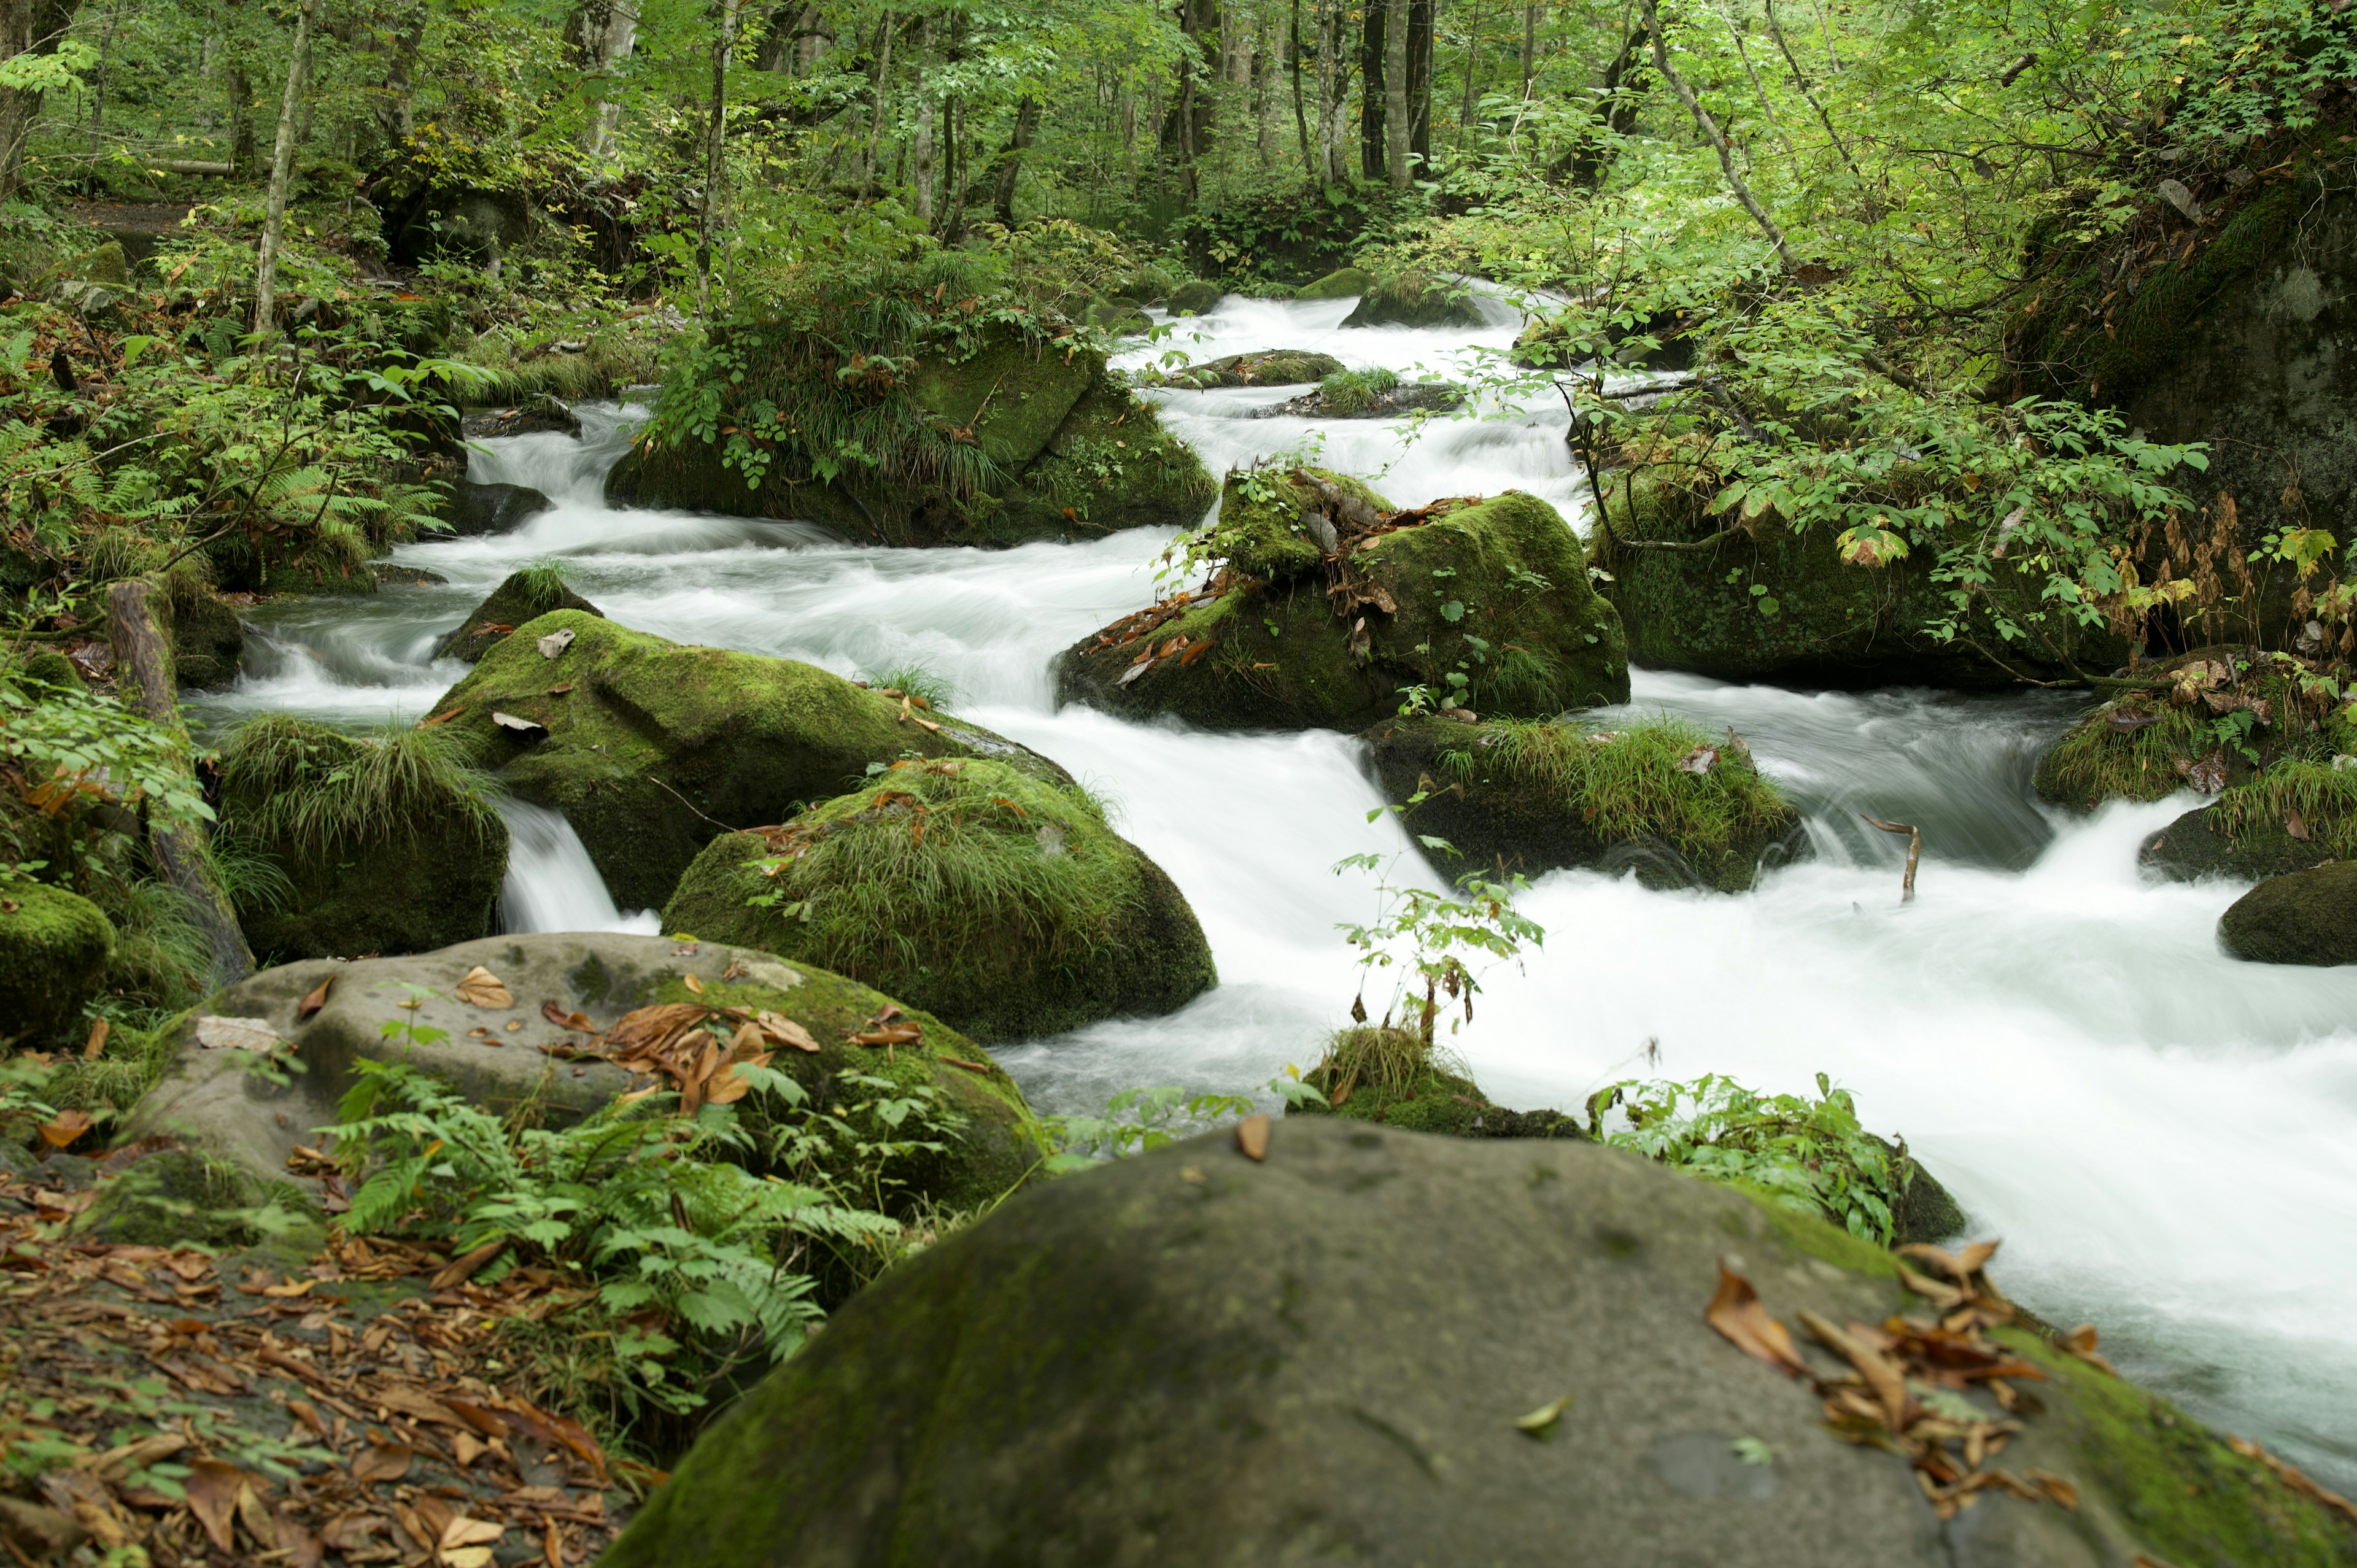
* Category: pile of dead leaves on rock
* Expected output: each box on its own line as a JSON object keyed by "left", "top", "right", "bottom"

{"left": 0, "top": 1161, "right": 648, "bottom": 1567}
{"left": 1705, "top": 1238, "right": 2357, "bottom": 1534}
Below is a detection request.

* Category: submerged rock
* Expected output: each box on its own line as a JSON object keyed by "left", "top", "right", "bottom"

{"left": 1057, "top": 471, "right": 1628, "bottom": 733}
{"left": 1595, "top": 467, "right": 2125, "bottom": 687}
{"left": 662, "top": 758, "right": 1216, "bottom": 1045}
{"left": 122, "top": 932, "right": 1043, "bottom": 1215}
{"left": 2218, "top": 860, "right": 2357, "bottom": 965}
{"left": 431, "top": 610, "right": 1069, "bottom": 911}
{"left": 0, "top": 883, "right": 114, "bottom": 1044}
{"left": 433, "top": 568, "right": 602, "bottom": 663}
{"left": 1341, "top": 269, "right": 1484, "bottom": 329}
{"left": 604, "top": 330, "right": 1215, "bottom": 547}
{"left": 215, "top": 715, "right": 508, "bottom": 963}
{"left": 603, "top": 1118, "right": 2350, "bottom": 1568}
{"left": 1292, "top": 265, "right": 1374, "bottom": 300}
{"left": 439, "top": 480, "right": 553, "bottom": 538}
{"left": 1254, "top": 369, "right": 1464, "bottom": 419}
{"left": 2140, "top": 803, "right": 2339, "bottom": 883}
{"left": 1139, "top": 349, "right": 1344, "bottom": 389}
{"left": 1365, "top": 714, "right": 1802, "bottom": 892}
{"left": 1166, "top": 279, "right": 1223, "bottom": 315}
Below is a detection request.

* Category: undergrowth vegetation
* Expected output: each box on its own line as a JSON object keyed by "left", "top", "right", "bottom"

{"left": 216, "top": 714, "right": 504, "bottom": 859}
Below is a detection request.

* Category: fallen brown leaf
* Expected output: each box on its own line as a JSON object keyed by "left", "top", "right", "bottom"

{"left": 2024, "top": 1468, "right": 2080, "bottom": 1510}
{"left": 1799, "top": 1311, "right": 1910, "bottom": 1432}
{"left": 432, "top": 1239, "right": 508, "bottom": 1289}
{"left": 183, "top": 1459, "right": 244, "bottom": 1553}
{"left": 541, "top": 1000, "right": 595, "bottom": 1032}
{"left": 297, "top": 975, "right": 333, "bottom": 1022}
{"left": 37, "top": 1108, "right": 92, "bottom": 1148}
{"left": 1234, "top": 1113, "right": 1270, "bottom": 1162}
{"left": 350, "top": 1443, "right": 412, "bottom": 1485}
{"left": 1705, "top": 1262, "right": 1808, "bottom": 1377}
{"left": 82, "top": 1018, "right": 110, "bottom": 1059}
{"left": 2060, "top": 1323, "right": 2116, "bottom": 1376}
{"left": 754, "top": 1011, "right": 819, "bottom": 1052}
{"left": 683, "top": 972, "right": 705, "bottom": 995}
{"left": 455, "top": 966, "right": 514, "bottom": 1008}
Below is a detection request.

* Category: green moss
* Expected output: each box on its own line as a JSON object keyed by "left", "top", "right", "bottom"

{"left": 2037, "top": 653, "right": 2348, "bottom": 812}
{"left": 1142, "top": 350, "right": 1344, "bottom": 389}
{"left": 638, "top": 968, "right": 1047, "bottom": 1215}
{"left": 216, "top": 716, "right": 508, "bottom": 962}
{"left": 1060, "top": 480, "right": 1628, "bottom": 733}
{"left": 907, "top": 328, "right": 1093, "bottom": 469}
{"left": 1166, "top": 280, "right": 1222, "bottom": 315}
{"left": 1341, "top": 269, "right": 1482, "bottom": 329}
{"left": 1372, "top": 714, "right": 1797, "bottom": 892}
{"left": 2218, "top": 859, "right": 2357, "bottom": 965}
{"left": 0, "top": 882, "right": 114, "bottom": 1044}
{"left": 433, "top": 611, "right": 1064, "bottom": 911}
{"left": 977, "top": 374, "right": 1217, "bottom": 544}
{"left": 433, "top": 565, "right": 604, "bottom": 663}
{"left": 1290, "top": 1028, "right": 1587, "bottom": 1138}
{"left": 1293, "top": 266, "right": 1375, "bottom": 301}
{"left": 1745, "top": 1188, "right": 1905, "bottom": 1280}
{"left": 661, "top": 757, "right": 1215, "bottom": 1045}
{"left": 1315, "top": 367, "right": 1399, "bottom": 414}
{"left": 71, "top": 1148, "right": 320, "bottom": 1252}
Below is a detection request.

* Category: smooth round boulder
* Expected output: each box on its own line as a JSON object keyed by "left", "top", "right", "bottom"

{"left": 1293, "top": 265, "right": 1374, "bottom": 300}
{"left": 1341, "top": 269, "right": 1484, "bottom": 328}
{"left": 0, "top": 883, "right": 113, "bottom": 1044}
{"left": 2218, "top": 859, "right": 2357, "bottom": 964}
{"left": 603, "top": 1119, "right": 2352, "bottom": 1568}
{"left": 1166, "top": 279, "right": 1223, "bottom": 314}
{"left": 440, "top": 480, "right": 554, "bottom": 538}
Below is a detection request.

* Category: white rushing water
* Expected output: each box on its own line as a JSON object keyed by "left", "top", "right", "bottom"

{"left": 190, "top": 295, "right": 2357, "bottom": 1486}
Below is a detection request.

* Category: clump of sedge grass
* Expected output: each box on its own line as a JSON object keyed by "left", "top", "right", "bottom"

{"left": 217, "top": 714, "right": 504, "bottom": 857}
{"left": 1317, "top": 366, "right": 1399, "bottom": 414}
{"left": 1441, "top": 716, "right": 1789, "bottom": 855}
{"left": 2213, "top": 759, "right": 2357, "bottom": 857}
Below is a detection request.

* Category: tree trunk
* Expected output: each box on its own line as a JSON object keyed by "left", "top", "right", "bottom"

{"left": 1457, "top": 0, "right": 1479, "bottom": 149}
{"left": 252, "top": 0, "right": 319, "bottom": 339}
{"left": 228, "top": 63, "right": 257, "bottom": 172}
{"left": 697, "top": 0, "right": 743, "bottom": 314}
{"left": 573, "top": 0, "right": 638, "bottom": 158}
{"left": 1290, "top": 0, "right": 1312, "bottom": 179}
{"left": 937, "top": 93, "right": 962, "bottom": 239}
{"left": 372, "top": 4, "right": 426, "bottom": 145}
{"left": 1384, "top": 0, "right": 1409, "bottom": 185}
{"left": 1639, "top": 0, "right": 1795, "bottom": 269}
{"left": 1312, "top": 0, "right": 1348, "bottom": 184}
{"left": 1160, "top": 0, "right": 1217, "bottom": 200}
{"left": 857, "top": 13, "right": 888, "bottom": 194}
{"left": 908, "top": 17, "right": 933, "bottom": 223}
{"left": 1406, "top": 0, "right": 1431, "bottom": 166}
{"left": 1519, "top": 0, "right": 1534, "bottom": 99}
{"left": 1358, "top": 0, "right": 1383, "bottom": 182}
{"left": 105, "top": 582, "right": 254, "bottom": 993}
{"left": 0, "top": 0, "right": 84, "bottom": 199}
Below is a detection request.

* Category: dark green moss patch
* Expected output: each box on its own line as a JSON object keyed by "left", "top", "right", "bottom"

{"left": 0, "top": 881, "right": 114, "bottom": 1045}
{"left": 433, "top": 565, "right": 603, "bottom": 663}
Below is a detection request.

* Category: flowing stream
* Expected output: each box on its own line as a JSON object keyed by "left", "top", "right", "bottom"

{"left": 192, "top": 296, "right": 2357, "bottom": 1486}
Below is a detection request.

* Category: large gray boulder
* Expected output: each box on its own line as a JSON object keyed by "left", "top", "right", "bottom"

{"left": 123, "top": 932, "right": 1045, "bottom": 1215}
{"left": 603, "top": 1119, "right": 2351, "bottom": 1568}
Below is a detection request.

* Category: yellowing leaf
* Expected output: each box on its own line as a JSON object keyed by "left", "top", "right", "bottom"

{"left": 1512, "top": 1392, "right": 1574, "bottom": 1439}
{"left": 454, "top": 967, "right": 513, "bottom": 1008}
{"left": 195, "top": 1016, "right": 282, "bottom": 1052}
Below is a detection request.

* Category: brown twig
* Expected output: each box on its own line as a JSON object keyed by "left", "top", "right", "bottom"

{"left": 1861, "top": 815, "right": 1921, "bottom": 902}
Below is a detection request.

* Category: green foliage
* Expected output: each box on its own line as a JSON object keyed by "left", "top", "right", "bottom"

{"left": 215, "top": 714, "right": 503, "bottom": 859}
{"left": 2214, "top": 759, "right": 2357, "bottom": 859}
{"left": 0, "top": 663, "right": 211, "bottom": 836}
{"left": 1438, "top": 716, "right": 1792, "bottom": 858}
{"left": 859, "top": 662, "right": 959, "bottom": 711}
{"left": 1039, "top": 1085, "right": 1259, "bottom": 1170}
{"left": 1315, "top": 366, "right": 1400, "bottom": 414}
{"left": 510, "top": 558, "right": 576, "bottom": 616}
{"left": 1331, "top": 851, "right": 1542, "bottom": 1045}
{"left": 332, "top": 1057, "right": 899, "bottom": 1419}
{"left": 1594, "top": 1073, "right": 1910, "bottom": 1246}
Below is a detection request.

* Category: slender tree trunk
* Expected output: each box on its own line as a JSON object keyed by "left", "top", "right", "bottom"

{"left": 106, "top": 582, "right": 254, "bottom": 992}
{"left": 909, "top": 17, "right": 933, "bottom": 224}
{"left": 373, "top": 4, "right": 426, "bottom": 144}
{"left": 1519, "top": 0, "right": 1534, "bottom": 99}
{"left": 1406, "top": 0, "right": 1431, "bottom": 165}
{"left": 697, "top": 0, "right": 743, "bottom": 314}
{"left": 574, "top": 0, "right": 638, "bottom": 158}
{"left": 857, "top": 10, "right": 888, "bottom": 196}
{"left": 252, "top": 0, "right": 318, "bottom": 338}
{"left": 991, "top": 95, "right": 1037, "bottom": 225}
{"left": 1290, "top": 0, "right": 1312, "bottom": 179}
{"left": 1761, "top": 0, "right": 1857, "bottom": 176}
{"left": 1715, "top": 0, "right": 1794, "bottom": 163}
{"left": 938, "top": 94, "right": 962, "bottom": 239}
{"left": 1639, "top": 0, "right": 1794, "bottom": 269}
{"left": 1384, "top": 0, "right": 1409, "bottom": 185}
{"left": 1457, "top": 0, "right": 1478, "bottom": 149}
{"left": 0, "top": 0, "right": 83, "bottom": 199}
{"left": 1358, "top": 0, "right": 1383, "bottom": 182}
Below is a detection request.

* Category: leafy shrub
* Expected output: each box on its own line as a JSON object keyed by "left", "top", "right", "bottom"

{"left": 1592, "top": 1073, "right": 1913, "bottom": 1245}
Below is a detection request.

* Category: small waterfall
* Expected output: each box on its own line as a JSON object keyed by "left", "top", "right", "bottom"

{"left": 499, "top": 800, "right": 661, "bottom": 936}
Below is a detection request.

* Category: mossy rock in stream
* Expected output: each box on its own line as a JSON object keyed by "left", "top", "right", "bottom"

{"left": 121, "top": 933, "right": 1044, "bottom": 1218}
{"left": 2137, "top": 768, "right": 2357, "bottom": 884}
{"left": 2218, "top": 859, "right": 2357, "bottom": 965}
{"left": 2034, "top": 647, "right": 2355, "bottom": 810}
{"left": 1341, "top": 268, "right": 1484, "bottom": 329}
{"left": 1290, "top": 1029, "right": 1587, "bottom": 1140}
{"left": 1138, "top": 349, "right": 1344, "bottom": 390}
{"left": 161, "top": 585, "right": 247, "bottom": 691}
{"left": 0, "top": 883, "right": 114, "bottom": 1045}
{"left": 1056, "top": 471, "right": 1628, "bottom": 733}
{"left": 429, "top": 611, "right": 1070, "bottom": 912}
{"left": 1365, "top": 713, "right": 1803, "bottom": 892}
{"left": 603, "top": 329, "right": 1213, "bottom": 547}
{"left": 215, "top": 715, "right": 509, "bottom": 962}
{"left": 662, "top": 758, "right": 1217, "bottom": 1045}
{"left": 432, "top": 566, "right": 604, "bottom": 663}
{"left": 1291, "top": 266, "right": 1375, "bottom": 301}
{"left": 601, "top": 1118, "right": 2357, "bottom": 1568}
{"left": 1595, "top": 466, "right": 2127, "bottom": 688}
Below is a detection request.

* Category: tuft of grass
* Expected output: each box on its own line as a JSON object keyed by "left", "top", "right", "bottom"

{"left": 1314, "top": 1024, "right": 1451, "bottom": 1103}
{"left": 2213, "top": 759, "right": 2357, "bottom": 856}
{"left": 217, "top": 714, "right": 505, "bottom": 858}
{"left": 1440, "top": 716, "right": 1790, "bottom": 855}
{"left": 2037, "top": 695, "right": 2214, "bottom": 805}
{"left": 860, "top": 662, "right": 959, "bottom": 712}
{"left": 1317, "top": 366, "right": 1399, "bottom": 414}
{"left": 748, "top": 757, "right": 1133, "bottom": 997}
{"left": 512, "top": 558, "right": 575, "bottom": 616}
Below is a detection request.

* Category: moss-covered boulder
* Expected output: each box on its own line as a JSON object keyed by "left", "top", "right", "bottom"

{"left": 662, "top": 757, "right": 1215, "bottom": 1045}
{"left": 2138, "top": 788, "right": 2347, "bottom": 884}
{"left": 2218, "top": 859, "right": 2357, "bottom": 965}
{"left": 1139, "top": 349, "right": 1344, "bottom": 390}
{"left": 1596, "top": 467, "right": 2127, "bottom": 687}
{"left": 431, "top": 610, "right": 1070, "bottom": 912}
{"left": 0, "top": 882, "right": 114, "bottom": 1044}
{"left": 1256, "top": 368, "right": 1464, "bottom": 419}
{"left": 604, "top": 1118, "right": 2357, "bottom": 1568}
{"left": 1293, "top": 266, "right": 1375, "bottom": 300}
{"left": 462, "top": 394, "right": 581, "bottom": 439}
{"left": 1058, "top": 472, "right": 1629, "bottom": 733}
{"left": 433, "top": 567, "right": 602, "bottom": 663}
{"left": 604, "top": 331, "right": 1215, "bottom": 547}
{"left": 216, "top": 716, "right": 508, "bottom": 962}
{"left": 1292, "top": 1027, "right": 1587, "bottom": 1139}
{"left": 161, "top": 587, "right": 246, "bottom": 691}
{"left": 1367, "top": 714, "right": 1802, "bottom": 892}
{"left": 1341, "top": 268, "right": 1484, "bottom": 329}
{"left": 122, "top": 932, "right": 1044, "bottom": 1216}
{"left": 1166, "top": 279, "right": 1223, "bottom": 315}
{"left": 2034, "top": 649, "right": 2351, "bottom": 809}
{"left": 439, "top": 480, "right": 553, "bottom": 538}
